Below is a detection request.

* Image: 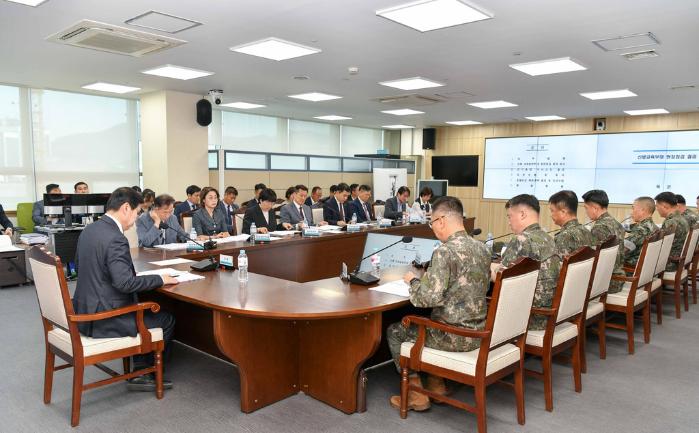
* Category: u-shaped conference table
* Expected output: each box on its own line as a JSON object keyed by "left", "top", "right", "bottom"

{"left": 131, "top": 220, "right": 474, "bottom": 414}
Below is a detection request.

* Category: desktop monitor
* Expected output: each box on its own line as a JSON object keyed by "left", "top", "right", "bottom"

{"left": 417, "top": 179, "right": 448, "bottom": 202}
{"left": 43, "top": 194, "right": 72, "bottom": 215}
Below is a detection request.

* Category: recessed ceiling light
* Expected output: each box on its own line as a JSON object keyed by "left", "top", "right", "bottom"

{"left": 446, "top": 120, "right": 482, "bottom": 125}
{"left": 314, "top": 115, "right": 352, "bottom": 121}
{"left": 220, "top": 102, "right": 266, "bottom": 109}
{"left": 525, "top": 115, "right": 566, "bottom": 121}
{"left": 580, "top": 89, "right": 637, "bottom": 100}
{"left": 81, "top": 82, "right": 141, "bottom": 94}
{"left": 5, "top": 0, "right": 49, "bottom": 6}
{"left": 624, "top": 108, "right": 669, "bottom": 116}
{"left": 376, "top": 0, "right": 493, "bottom": 32}
{"left": 381, "top": 109, "right": 425, "bottom": 115}
{"left": 288, "top": 92, "right": 342, "bottom": 102}
{"left": 230, "top": 37, "right": 321, "bottom": 61}
{"left": 509, "top": 57, "right": 587, "bottom": 76}
{"left": 125, "top": 10, "right": 202, "bottom": 34}
{"left": 379, "top": 77, "right": 444, "bottom": 90}
{"left": 141, "top": 64, "right": 213, "bottom": 80}
{"left": 468, "top": 100, "right": 518, "bottom": 109}
{"left": 382, "top": 124, "right": 414, "bottom": 129}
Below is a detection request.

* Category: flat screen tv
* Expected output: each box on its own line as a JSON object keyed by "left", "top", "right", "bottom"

{"left": 431, "top": 155, "right": 479, "bottom": 187}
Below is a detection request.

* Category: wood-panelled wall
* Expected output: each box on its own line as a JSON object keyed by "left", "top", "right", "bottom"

{"left": 425, "top": 112, "right": 699, "bottom": 239}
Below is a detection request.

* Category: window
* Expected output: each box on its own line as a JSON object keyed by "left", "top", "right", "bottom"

{"left": 270, "top": 154, "right": 306, "bottom": 170}
{"left": 208, "top": 150, "right": 218, "bottom": 169}
{"left": 221, "top": 111, "right": 287, "bottom": 152}
{"left": 341, "top": 126, "right": 383, "bottom": 156}
{"left": 0, "top": 85, "right": 33, "bottom": 209}
{"left": 289, "top": 119, "right": 340, "bottom": 155}
{"left": 31, "top": 89, "right": 140, "bottom": 195}
{"left": 309, "top": 157, "right": 341, "bottom": 171}
{"left": 342, "top": 158, "right": 372, "bottom": 172}
{"left": 225, "top": 151, "right": 268, "bottom": 170}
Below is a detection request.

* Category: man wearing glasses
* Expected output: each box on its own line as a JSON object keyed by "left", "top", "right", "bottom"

{"left": 387, "top": 196, "right": 490, "bottom": 412}
{"left": 136, "top": 194, "right": 188, "bottom": 247}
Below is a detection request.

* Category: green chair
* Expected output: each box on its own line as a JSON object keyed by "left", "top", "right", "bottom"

{"left": 16, "top": 202, "right": 35, "bottom": 233}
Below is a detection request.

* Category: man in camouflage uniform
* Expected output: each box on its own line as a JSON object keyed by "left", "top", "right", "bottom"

{"left": 548, "top": 190, "right": 594, "bottom": 257}
{"left": 491, "top": 194, "right": 560, "bottom": 331}
{"left": 387, "top": 196, "right": 490, "bottom": 412}
{"left": 582, "top": 190, "right": 625, "bottom": 293}
{"left": 676, "top": 194, "right": 699, "bottom": 227}
{"left": 624, "top": 197, "right": 658, "bottom": 268}
{"left": 655, "top": 192, "right": 690, "bottom": 271}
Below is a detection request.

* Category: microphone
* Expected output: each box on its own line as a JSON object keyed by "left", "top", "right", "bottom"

{"left": 469, "top": 228, "right": 482, "bottom": 237}
{"left": 159, "top": 221, "right": 218, "bottom": 271}
{"left": 483, "top": 232, "right": 513, "bottom": 243}
{"left": 159, "top": 221, "right": 216, "bottom": 251}
{"left": 349, "top": 236, "right": 413, "bottom": 285}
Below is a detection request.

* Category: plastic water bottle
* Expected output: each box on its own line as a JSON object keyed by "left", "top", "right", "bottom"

{"left": 250, "top": 223, "right": 257, "bottom": 243}
{"left": 189, "top": 227, "right": 197, "bottom": 241}
{"left": 237, "top": 250, "right": 248, "bottom": 282}
{"left": 485, "top": 232, "right": 494, "bottom": 253}
{"left": 351, "top": 213, "right": 357, "bottom": 224}
{"left": 370, "top": 249, "right": 381, "bottom": 277}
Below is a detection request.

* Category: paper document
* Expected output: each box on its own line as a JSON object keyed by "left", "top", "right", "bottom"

{"left": 0, "top": 235, "right": 21, "bottom": 252}
{"left": 317, "top": 225, "right": 342, "bottom": 231}
{"left": 369, "top": 280, "right": 410, "bottom": 297}
{"left": 136, "top": 268, "right": 205, "bottom": 283}
{"left": 154, "top": 242, "right": 190, "bottom": 251}
{"left": 149, "top": 258, "right": 195, "bottom": 266}
{"left": 269, "top": 231, "right": 299, "bottom": 236}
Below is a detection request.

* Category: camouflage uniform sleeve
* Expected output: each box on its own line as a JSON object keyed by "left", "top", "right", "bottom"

{"left": 409, "top": 247, "right": 450, "bottom": 308}
{"left": 625, "top": 225, "right": 647, "bottom": 251}
{"left": 590, "top": 223, "right": 612, "bottom": 245}
{"left": 500, "top": 234, "right": 531, "bottom": 267}
{"left": 554, "top": 231, "right": 572, "bottom": 257}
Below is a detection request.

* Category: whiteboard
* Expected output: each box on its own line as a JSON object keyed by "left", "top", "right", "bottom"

{"left": 483, "top": 130, "right": 699, "bottom": 204}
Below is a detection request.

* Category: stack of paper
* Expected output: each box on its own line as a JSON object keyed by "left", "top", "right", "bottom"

{"left": 136, "top": 268, "right": 205, "bottom": 283}
{"left": 149, "top": 258, "right": 195, "bottom": 266}
{"left": 317, "top": 225, "right": 342, "bottom": 231}
{"left": 0, "top": 235, "right": 22, "bottom": 252}
{"left": 369, "top": 280, "right": 410, "bottom": 297}
{"left": 269, "top": 231, "right": 299, "bottom": 236}
{"left": 20, "top": 233, "right": 48, "bottom": 245}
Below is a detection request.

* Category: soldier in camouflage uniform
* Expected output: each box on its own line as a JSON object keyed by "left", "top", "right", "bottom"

{"left": 624, "top": 197, "right": 658, "bottom": 268}
{"left": 387, "top": 196, "right": 490, "bottom": 411}
{"left": 582, "top": 190, "right": 626, "bottom": 293}
{"left": 655, "top": 192, "right": 690, "bottom": 271}
{"left": 676, "top": 195, "right": 699, "bottom": 227}
{"left": 548, "top": 190, "right": 594, "bottom": 257}
{"left": 491, "top": 194, "right": 560, "bottom": 331}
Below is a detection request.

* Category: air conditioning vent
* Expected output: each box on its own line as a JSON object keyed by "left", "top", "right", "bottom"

{"left": 46, "top": 19, "right": 186, "bottom": 57}
{"left": 373, "top": 93, "right": 445, "bottom": 107}
{"left": 622, "top": 50, "right": 659, "bottom": 60}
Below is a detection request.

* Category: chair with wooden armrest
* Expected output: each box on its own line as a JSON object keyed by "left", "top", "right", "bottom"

{"left": 581, "top": 236, "right": 619, "bottom": 373}
{"left": 604, "top": 232, "right": 662, "bottom": 354}
{"left": 311, "top": 208, "right": 324, "bottom": 225}
{"left": 398, "top": 257, "right": 540, "bottom": 433}
{"left": 524, "top": 246, "right": 596, "bottom": 412}
{"left": 178, "top": 210, "right": 195, "bottom": 235}
{"left": 661, "top": 227, "right": 698, "bottom": 318}
{"left": 27, "top": 246, "right": 165, "bottom": 427}
{"left": 650, "top": 228, "right": 675, "bottom": 323}
{"left": 234, "top": 213, "right": 245, "bottom": 236}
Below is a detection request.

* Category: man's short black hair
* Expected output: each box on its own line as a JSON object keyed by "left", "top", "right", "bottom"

{"left": 335, "top": 183, "right": 351, "bottom": 193}
{"left": 312, "top": 186, "right": 322, "bottom": 194}
{"left": 142, "top": 190, "right": 155, "bottom": 202}
{"left": 397, "top": 186, "right": 411, "bottom": 196}
{"left": 350, "top": 183, "right": 359, "bottom": 192}
{"left": 329, "top": 184, "right": 337, "bottom": 193}
{"left": 106, "top": 187, "right": 143, "bottom": 212}
{"left": 46, "top": 184, "right": 59, "bottom": 194}
{"left": 582, "top": 189, "right": 609, "bottom": 208}
{"left": 419, "top": 186, "right": 433, "bottom": 197}
{"left": 186, "top": 185, "right": 201, "bottom": 196}
{"left": 254, "top": 183, "right": 267, "bottom": 191}
{"left": 654, "top": 191, "right": 677, "bottom": 206}
{"left": 74, "top": 181, "right": 88, "bottom": 191}
{"left": 358, "top": 184, "right": 371, "bottom": 192}
{"left": 549, "top": 190, "right": 578, "bottom": 214}
{"left": 295, "top": 184, "right": 309, "bottom": 193}
{"left": 506, "top": 194, "right": 540, "bottom": 214}
{"left": 225, "top": 186, "right": 238, "bottom": 196}
{"left": 132, "top": 185, "right": 142, "bottom": 193}
{"left": 285, "top": 186, "right": 296, "bottom": 200}
{"left": 259, "top": 188, "right": 277, "bottom": 203}
{"left": 432, "top": 196, "right": 464, "bottom": 218}
{"left": 153, "top": 194, "right": 175, "bottom": 208}
{"left": 675, "top": 194, "right": 686, "bottom": 205}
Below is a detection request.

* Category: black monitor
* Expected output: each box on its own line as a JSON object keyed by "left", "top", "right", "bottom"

{"left": 43, "top": 194, "right": 72, "bottom": 215}
{"left": 431, "top": 155, "right": 479, "bottom": 187}
{"left": 417, "top": 179, "right": 448, "bottom": 202}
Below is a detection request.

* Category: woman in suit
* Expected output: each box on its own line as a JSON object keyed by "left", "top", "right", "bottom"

{"left": 242, "top": 188, "right": 291, "bottom": 234}
{"left": 192, "top": 187, "right": 230, "bottom": 240}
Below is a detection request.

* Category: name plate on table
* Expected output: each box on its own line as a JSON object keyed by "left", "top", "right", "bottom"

{"left": 346, "top": 223, "right": 361, "bottom": 232}
{"left": 379, "top": 218, "right": 393, "bottom": 227}
{"left": 219, "top": 254, "right": 235, "bottom": 269}
{"left": 253, "top": 233, "right": 271, "bottom": 242}
{"left": 408, "top": 214, "right": 423, "bottom": 223}
{"left": 303, "top": 227, "right": 320, "bottom": 237}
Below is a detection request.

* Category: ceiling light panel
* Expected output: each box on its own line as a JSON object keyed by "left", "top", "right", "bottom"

{"left": 4, "top": 0, "right": 49, "bottom": 6}
{"left": 509, "top": 57, "right": 586, "bottom": 76}
{"left": 82, "top": 82, "right": 140, "bottom": 94}
{"left": 288, "top": 92, "right": 342, "bottom": 102}
{"left": 381, "top": 109, "right": 425, "bottom": 115}
{"left": 142, "top": 64, "right": 213, "bottom": 80}
{"left": 379, "top": 77, "right": 444, "bottom": 90}
{"left": 376, "top": 0, "right": 493, "bottom": 32}
{"left": 314, "top": 115, "right": 352, "bottom": 121}
{"left": 624, "top": 109, "right": 669, "bottom": 116}
{"left": 468, "top": 100, "right": 517, "bottom": 109}
{"left": 446, "top": 120, "right": 482, "bottom": 125}
{"left": 230, "top": 37, "right": 321, "bottom": 61}
{"left": 221, "top": 102, "right": 266, "bottom": 109}
{"left": 592, "top": 32, "right": 660, "bottom": 52}
{"left": 382, "top": 124, "right": 414, "bottom": 129}
{"left": 125, "top": 11, "right": 202, "bottom": 33}
{"left": 525, "top": 115, "right": 566, "bottom": 121}
{"left": 579, "top": 89, "right": 637, "bottom": 100}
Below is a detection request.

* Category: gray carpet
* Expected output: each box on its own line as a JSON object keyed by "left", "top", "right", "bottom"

{"left": 2, "top": 282, "right": 697, "bottom": 433}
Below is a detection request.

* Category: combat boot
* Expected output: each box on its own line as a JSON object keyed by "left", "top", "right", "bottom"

{"left": 389, "top": 375, "right": 431, "bottom": 411}
{"left": 425, "top": 375, "right": 448, "bottom": 400}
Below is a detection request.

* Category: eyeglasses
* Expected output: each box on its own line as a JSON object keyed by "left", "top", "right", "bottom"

{"left": 428, "top": 215, "right": 446, "bottom": 228}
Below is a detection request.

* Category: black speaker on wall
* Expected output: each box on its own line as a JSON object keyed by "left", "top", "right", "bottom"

{"left": 196, "top": 98, "right": 212, "bottom": 126}
{"left": 422, "top": 128, "right": 436, "bottom": 150}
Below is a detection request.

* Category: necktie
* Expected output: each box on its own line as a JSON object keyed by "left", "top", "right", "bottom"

{"left": 299, "top": 205, "right": 305, "bottom": 223}
{"left": 363, "top": 202, "right": 370, "bottom": 220}
{"left": 339, "top": 201, "right": 345, "bottom": 220}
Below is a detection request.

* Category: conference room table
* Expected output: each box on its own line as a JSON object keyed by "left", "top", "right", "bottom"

{"left": 132, "top": 220, "right": 474, "bottom": 414}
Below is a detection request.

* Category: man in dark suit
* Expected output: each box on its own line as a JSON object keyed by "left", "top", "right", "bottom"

{"left": 350, "top": 184, "right": 374, "bottom": 223}
{"left": 244, "top": 183, "right": 267, "bottom": 209}
{"left": 305, "top": 186, "right": 323, "bottom": 208}
{"left": 281, "top": 184, "right": 328, "bottom": 227}
{"left": 384, "top": 186, "right": 411, "bottom": 220}
{"left": 217, "top": 186, "right": 240, "bottom": 229}
{"left": 242, "top": 188, "right": 290, "bottom": 234}
{"left": 0, "top": 203, "right": 13, "bottom": 235}
{"left": 173, "top": 185, "right": 201, "bottom": 218}
{"left": 323, "top": 183, "right": 352, "bottom": 226}
{"left": 73, "top": 187, "right": 178, "bottom": 391}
